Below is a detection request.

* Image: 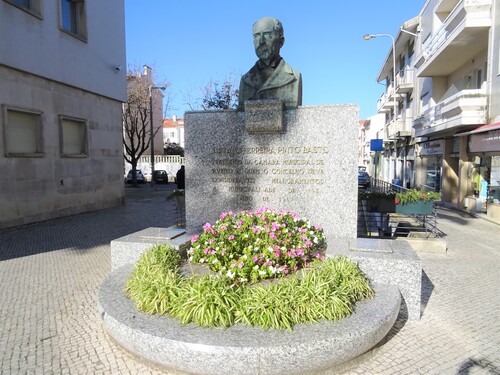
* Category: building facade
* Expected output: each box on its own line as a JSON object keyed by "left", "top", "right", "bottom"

{"left": 0, "top": 0, "right": 126, "bottom": 228}
{"left": 369, "top": 0, "right": 500, "bottom": 222}
{"left": 163, "top": 115, "right": 185, "bottom": 149}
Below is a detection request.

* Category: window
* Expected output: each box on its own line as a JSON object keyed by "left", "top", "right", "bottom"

{"left": 4, "top": 0, "right": 42, "bottom": 17}
{"left": 408, "top": 40, "right": 415, "bottom": 58}
{"left": 3, "top": 107, "right": 44, "bottom": 157}
{"left": 59, "top": 116, "right": 87, "bottom": 157}
{"left": 60, "top": 0, "right": 87, "bottom": 40}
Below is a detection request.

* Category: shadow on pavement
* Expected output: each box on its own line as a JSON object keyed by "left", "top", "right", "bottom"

{"left": 420, "top": 270, "right": 434, "bottom": 317}
{"left": 0, "top": 185, "right": 179, "bottom": 261}
{"left": 456, "top": 357, "right": 500, "bottom": 375}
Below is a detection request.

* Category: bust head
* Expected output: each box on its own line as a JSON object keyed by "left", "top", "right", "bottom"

{"left": 252, "top": 17, "right": 284, "bottom": 66}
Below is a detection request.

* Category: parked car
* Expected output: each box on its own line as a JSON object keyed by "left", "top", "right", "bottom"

{"left": 126, "top": 169, "right": 145, "bottom": 184}
{"left": 153, "top": 170, "right": 168, "bottom": 184}
{"left": 358, "top": 171, "right": 370, "bottom": 188}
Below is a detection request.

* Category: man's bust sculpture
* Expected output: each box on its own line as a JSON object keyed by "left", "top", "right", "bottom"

{"left": 238, "top": 17, "right": 302, "bottom": 110}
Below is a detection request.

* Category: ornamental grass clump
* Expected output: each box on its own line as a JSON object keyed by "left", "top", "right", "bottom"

{"left": 188, "top": 208, "right": 326, "bottom": 284}
{"left": 126, "top": 245, "right": 374, "bottom": 330}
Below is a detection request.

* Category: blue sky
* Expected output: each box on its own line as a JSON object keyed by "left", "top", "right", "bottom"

{"left": 125, "top": 1, "right": 424, "bottom": 119}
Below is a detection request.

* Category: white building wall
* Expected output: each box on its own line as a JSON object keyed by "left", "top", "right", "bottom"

{"left": 0, "top": 0, "right": 126, "bottom": 102}
{"left": 0, "top": 1, "right": 126, "bottom": 229}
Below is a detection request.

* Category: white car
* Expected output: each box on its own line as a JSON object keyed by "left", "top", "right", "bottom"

{"left": 125, "top": 170, "right": 146, "bottom": 184}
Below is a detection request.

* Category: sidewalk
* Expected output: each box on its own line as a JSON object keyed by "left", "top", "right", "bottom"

{"left": 0, "top": 187, "right": 499, "bottom": 374}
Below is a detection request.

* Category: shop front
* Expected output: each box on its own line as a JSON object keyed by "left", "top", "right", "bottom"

{"left": 466, "top": 123, "right": 500, "bottom": 222}
{"left": 417, "top": 139, "right": 443, "bottom": 192}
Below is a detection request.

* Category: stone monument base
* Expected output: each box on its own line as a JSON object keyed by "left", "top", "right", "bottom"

{"left": 99, "top": 265, "right": 400, "bottom": 375}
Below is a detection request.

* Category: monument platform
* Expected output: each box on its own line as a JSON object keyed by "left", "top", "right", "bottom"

{"left": 99, "top": 264, "right": 400, "bottom": 375}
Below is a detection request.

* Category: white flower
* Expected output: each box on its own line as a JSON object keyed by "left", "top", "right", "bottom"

{"left": 229, "top": 254, "right": 233, "bottom": 258}
{"left": 242, "top": 254, "right": 247, "bottom": 259}
{"left": 226, "top": 270, "right": 235, "bottom": 278}
{"left": 199, "top": 258, "right": 205, "bottom": 263}
{"left": 188, "top": 256, "right": 193, "bottom": 261}
{"left": 313, "top": 237, "right": 318, "bottom": 244}
{"left": 254, "top": 265, "right": 259, "bottom": 270}
{"left": 212, "top": 259, "right": 219, "bottom": 264}
{"left": 259, "top": 271, "right": 267, "bottom": 275}
{"left": 239, "top": 278, "right": 248, "bottom": 282}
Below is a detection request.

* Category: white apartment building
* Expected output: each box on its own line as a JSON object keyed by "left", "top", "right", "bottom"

{"left": 370, "top": 0, "right": 500, "bottom": 223}
{"left": 0, "top": 0, "right": 127, "bottom": 228}
{"left": 163, "top": 115, "right": 185, "bottom": 149}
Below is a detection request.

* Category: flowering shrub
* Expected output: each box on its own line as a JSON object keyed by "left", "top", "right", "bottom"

{"left": 188, "top": 208, "right": 325, "bottom": 284}
{"left": 395, "top": 189, "right": 440, "bottom": 205}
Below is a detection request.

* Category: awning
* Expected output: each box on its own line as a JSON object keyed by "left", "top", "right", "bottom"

{"left": 454, "top": 122, "right": 500, "bottom": 137}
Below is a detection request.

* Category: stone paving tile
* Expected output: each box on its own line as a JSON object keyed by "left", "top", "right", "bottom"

{"left": 1, "top": 187, "right": 499, "bottom": 374}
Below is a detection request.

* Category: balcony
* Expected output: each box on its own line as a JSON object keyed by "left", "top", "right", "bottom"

{"left": 387, "top": 117, "right": 413, "bottom": 139}
{"left": 415, "top": 0, "right": 491, "bottom": 77}
{"left": 395, "top": 68, "right": 414, "bottom": 94}
{"left": 377, "top": 85, "right": 397, "bottom": 113}
{"left": 413, "top": 89, "right": 487, "bottom": 137}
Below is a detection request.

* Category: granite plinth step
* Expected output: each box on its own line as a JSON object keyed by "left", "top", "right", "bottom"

{"left": 110, "top": 226, "right": 191, "bottom": 271}
{"left": 329, "top": 238, "right": 422, "bottom": 320}
{"left": 98, "top": 265, "right": 400, "bottom": 375}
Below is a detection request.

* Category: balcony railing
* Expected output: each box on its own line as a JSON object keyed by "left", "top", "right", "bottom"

{"left": 415, "top": 0, "right": 492, "bottom": 76}
{"left": 395, "top": 68, "right": 414, "bottom": 94}
{"left": 386, "top": 117, "right": 413, "bottom": 139}
{"left": 377, "top": 85, "right": 397, "bottom": 113}
{"left": 413, "top": 89, "right": 487, "bottom": 136}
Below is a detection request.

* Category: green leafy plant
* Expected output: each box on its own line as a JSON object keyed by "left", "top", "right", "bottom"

{"left": 359, "top": 191, "right": 396, "bottom": 201}
{"left": 188, "top": 208, "right": 325, "bottom": 284}
{"left": 126, "top": 245, "right": 374, "bottom": 330}
{"left": 395, "top": 189, "right": 440, "bottom": 205}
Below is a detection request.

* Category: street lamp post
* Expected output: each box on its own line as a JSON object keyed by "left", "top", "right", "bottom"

{"left": 364, "top": 33, "right": 397, "bottom": 185}
{"left": 149, "top": 85, "right": 166, "bottom": 183}
{"left": 363, "top": 33, "right": 397, "bottom": 128}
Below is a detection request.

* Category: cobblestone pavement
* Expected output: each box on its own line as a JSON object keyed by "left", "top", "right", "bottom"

{"left": 1, "top": 187, "right": 499, "bottom": 375}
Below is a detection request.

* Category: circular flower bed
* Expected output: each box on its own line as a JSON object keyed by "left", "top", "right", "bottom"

{"left": 125, "top": 209, "right": 374, "bottom": 330}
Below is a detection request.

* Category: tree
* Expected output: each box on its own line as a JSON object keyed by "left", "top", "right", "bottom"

{"left": 122, "top": 65, "right": 168, "bottom": 186}
{"left": 164, "top": 142, "right": 184, "bottom": 157}
{"left": 201, "top": 79, "right": 239, "bottom": 110}
{"left": 184, "top": 73, "right": 240, "bottom": 111}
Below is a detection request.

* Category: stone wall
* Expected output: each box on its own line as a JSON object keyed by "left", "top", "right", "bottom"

{"left": 0, "top": 66, "right": 124, "bottom": 228}
{"left": 184, "top": 104, "right": 359, "bottom": 239}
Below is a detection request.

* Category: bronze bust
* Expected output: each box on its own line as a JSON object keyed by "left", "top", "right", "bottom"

{"left": 238, "top": 17, "right": 302, "bottom": 110}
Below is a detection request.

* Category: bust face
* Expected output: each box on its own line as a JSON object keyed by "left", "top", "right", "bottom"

{"left": 252, "top": 17, "right": 284, "bottom": 65}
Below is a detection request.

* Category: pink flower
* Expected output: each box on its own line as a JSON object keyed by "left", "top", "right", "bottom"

{"left": 253, "top": 256, "right": 258, "bottom": 262}
{"left": 274, "top": 251, "right": 280, "bottom": 258}
{"left": 228, "top": 234, "right": 235, "bottom": 240}
{"left": 238, "top": 262, "right": 245, "bottom": 268}
{"left": 191, "top": 235, "right": 199, "bottom": 243}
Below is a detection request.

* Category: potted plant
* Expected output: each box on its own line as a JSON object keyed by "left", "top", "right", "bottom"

{"left": 359, "top": 191, "right": 396, "bottom": 213}
{"left": 395, "top": 189, "right": 440, "bottom": 215}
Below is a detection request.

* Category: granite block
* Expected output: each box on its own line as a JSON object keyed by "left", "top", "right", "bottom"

{"left": 328, "top": 238, "right": 422, "bottom": 320}
{"left": 184, "top": 105, "right": 359, "bottom": 240}
{"left": 110, "top": 227, "right": 190, "bottom": 271}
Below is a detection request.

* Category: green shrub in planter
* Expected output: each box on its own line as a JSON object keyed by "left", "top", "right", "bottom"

{"left": 126, "top": 241, "right": 374, "bottom": 330}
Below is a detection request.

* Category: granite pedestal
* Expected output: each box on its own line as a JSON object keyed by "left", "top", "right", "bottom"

{"left": 99, "top": 265, "right": 400, "bottom": 375}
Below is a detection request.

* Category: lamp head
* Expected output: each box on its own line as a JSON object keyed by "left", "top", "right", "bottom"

{"left": 363, "top": 34, "right": 374, "bottom": 41}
